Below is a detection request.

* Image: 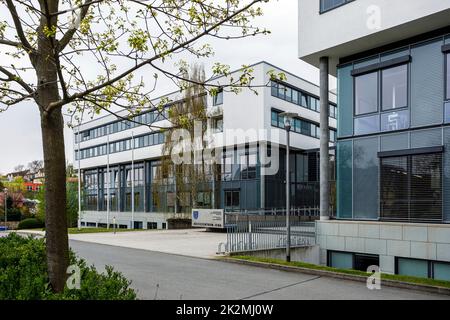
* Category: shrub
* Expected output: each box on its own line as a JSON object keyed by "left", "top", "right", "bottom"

{"left": 17, "top": 218, "right": 44, "bottom": 230}
{"left": 0, "top": 233, "right": 137, "bottom": 300}
{"left": 6, "top": 208, "right": 22, "bottom": 221}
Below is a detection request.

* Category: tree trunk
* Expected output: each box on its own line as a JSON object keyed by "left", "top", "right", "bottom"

{"left": 41, "top": 108, "right": 69, "bottom": 293}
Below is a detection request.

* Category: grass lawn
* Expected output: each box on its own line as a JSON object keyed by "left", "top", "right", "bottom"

{"left": 68, "top": 227, "right": 151, "bottom": 234}
{"left": 230, "top": 255, "right": 450, "bottom": 289}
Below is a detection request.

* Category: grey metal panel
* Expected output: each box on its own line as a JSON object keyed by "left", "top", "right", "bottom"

{"left": 353, "top": 137, "right": 379, "bottom": 220}
{"left": 411, "top": 40, "right": 444, "bottom": 127}
{"left": 380, "top": 133, "right": 409, "bottom": 152}
{"left": 410, "top": 128, "right": 443, "bottom": 148}
{"left": 444, "top": 128, "right": 450, "bottom": 222}
{"left": 381, "top": 47, "right": 410, "bottom": 62}
{"left": 337, "top": 64, "right": 354, "bottom": 138}
{"left": 337, "top": 140, "right": 353, "bottom": 219}
{"left": 354, "top": 55, "right": 380, "bottom": 69}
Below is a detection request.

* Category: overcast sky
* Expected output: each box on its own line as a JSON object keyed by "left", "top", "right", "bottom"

{"left": 0, "top": 0, "right": 336, "bottom": 175}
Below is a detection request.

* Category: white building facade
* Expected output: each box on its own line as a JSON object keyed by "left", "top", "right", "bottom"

{"left": 74, "top": 61, "right": 337, "bottom": 230}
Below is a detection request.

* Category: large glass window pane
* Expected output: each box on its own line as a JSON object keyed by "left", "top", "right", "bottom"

{"left": 382, "top": 65, "right": 408, "bottom": 110}
{"left": 410, "top": 153, "right": 442, "bottom": 222}
{"left": 354, "top": 114, "right": 379, "bottom": 135}
{"left": 353, "top": 137, "right": 379, "bottom": 219}
{"left": 337, "top": 140, "right": 352, "bottom": 219}
{"left": 397, "top": 258, "right": 429, "bottom": 278}
{"left": 329, "top": 251, "right": 353, "bottom": 270}
{"left": 446, "top": 54, "right": 450, "bottom": 100}
{"left": 381, "top": 109, "right": 409, "bottom": 132}
{"left": 355, "top": 72, "right": 378, "bottom": 115}
{"left": 381, "top": 156, "right": 409, "bottom": 221}
{"left": 434, "top": 262, "right": 450, "bottom": 281}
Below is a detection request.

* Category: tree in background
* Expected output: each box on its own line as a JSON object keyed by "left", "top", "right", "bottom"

{"left": 37, "top": 181, "right": 78, "bottom": 228}
{"left": 13, "top": 165, "right": 25, "bottom": 173}
{"left": 27, "top": 160, "right": 44, "bottom": 174}
{"left": 158, "top": 64, "right": 218, "bottom": 214}
{"left": 0, "top": 0, "right": 285, "bottom": 292}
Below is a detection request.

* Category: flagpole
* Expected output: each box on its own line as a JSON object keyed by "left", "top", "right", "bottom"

{"left": 107, "top": 133, "right": 110, "bottom": 229}
{"left": 77, "top": 125, "right": 82, "bottom": 230}
{"left": 131, "top": 131, "right": 135, "bottom": 229}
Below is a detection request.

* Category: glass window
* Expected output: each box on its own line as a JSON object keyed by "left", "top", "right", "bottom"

{"left": 381, "top": 153, "right": 443, "bottom": 222}
{"left": 381, "top": 109, "right": 409, "bottom": 132}
{"left": 278, "top": 84, "right": 286, "bottom": 99}
{"left": 445, "top": 102, "right": 450, "bottom": 124}
{"left": 213, "top": 89, "right": 223, "bottom": 106}
{"left": 354, "top": 114, "right": 380, "bottom": 135}
{"left": 320, "top": 0, "right": 350, "bottom": 13}
{"left": 292, "top": 90, "right": 299, "bottom": 104}
{"left": 271, "top": 111, "right": 278, "bottom": 127}
{"left": 382, "top": 65, "right": 408, "bottom": 110}
{"left": 271, "top": 81, "right": 278, "bottom": 97}
{"left": 446, "top": 54, "right": 450, "bottom": 100}
{"left": 397, "top": 258, "right": 429, "bottom": 278}
{"left": 285, "top": 87, "right": 292, "bottom": 102}
{"left": 300, "top": 93, "right": 308, "bottom": 108}
{"left": 434, "top": 263, "right": 450, "bottom": 281}
{"left": 355, "top": 72, "right": 378, "bottom": 115}
{"left": 329, "top": 251, "right": 353, "bottom": 270}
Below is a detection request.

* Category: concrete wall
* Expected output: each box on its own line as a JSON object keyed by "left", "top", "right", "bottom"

{"left": 317, "top": 220, "right": 450, "bottom": 274}
{"left": 231, "top": 245, "right": 320, "bottom": 265}
{"left": 298, "top": 0, "right": 450, "bottom": 74}
{"left": 80, "top": 210, "right": 188, "bottom": 229}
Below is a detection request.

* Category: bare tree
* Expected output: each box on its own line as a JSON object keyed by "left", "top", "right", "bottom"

{"left": 0, "top": 0, "right": 285, "bottom": 292}
{"left": 13, "top": 164, "right": 25, "bottom": 172}
{"left": 28, "top": 160, "right": 44, "bottom": 173}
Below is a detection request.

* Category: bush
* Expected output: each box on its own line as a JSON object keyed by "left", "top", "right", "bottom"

{"left": 17, "top": 218, "right": 44, "bottom": 230}
{"left": 6, "top": 208, "right": 22, "bottom": 221}
{"left": 0, "top": 233, "right": 137, "bottom": 300}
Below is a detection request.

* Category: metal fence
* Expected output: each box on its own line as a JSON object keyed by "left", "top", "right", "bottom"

{"left": 222, "top": 218, "right": 316, "bottom": 254}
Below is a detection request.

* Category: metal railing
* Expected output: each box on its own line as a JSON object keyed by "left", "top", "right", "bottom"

{"left": 223, "top": 218, "right": 316, "bottom": 254}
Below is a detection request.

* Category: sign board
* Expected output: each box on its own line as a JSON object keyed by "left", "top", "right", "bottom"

{"left": 191, "top": 209, "right": 225, "bottom": 229}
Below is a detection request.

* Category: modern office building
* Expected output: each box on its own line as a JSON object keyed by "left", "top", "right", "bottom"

{"left": 298, "top": 0, "right": 450, "bottom": 280}
{"left": 73, "top": 61, "right": 337, "bottom": 230}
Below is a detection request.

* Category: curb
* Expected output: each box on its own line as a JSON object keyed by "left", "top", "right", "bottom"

{"left": 221, "top": 257, "right": 450, "bottom": 296}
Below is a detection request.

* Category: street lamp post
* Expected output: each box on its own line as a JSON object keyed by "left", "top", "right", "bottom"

{"left": 3, "top": 188, "right": 8, "bottom": 228}
{"left": 280, "top": 112, "right": 298, "bottom": 263}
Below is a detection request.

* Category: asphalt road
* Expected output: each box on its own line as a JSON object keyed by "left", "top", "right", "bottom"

{"left": 69, "top": 240, "right": 449, "bottom": 300}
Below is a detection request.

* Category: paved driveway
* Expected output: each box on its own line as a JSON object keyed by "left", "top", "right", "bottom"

{"left": 69, "top": 228, "right": 226, "bottom": 259}
{"left": 70, "top": 240, "right": 450, "bottom": 300}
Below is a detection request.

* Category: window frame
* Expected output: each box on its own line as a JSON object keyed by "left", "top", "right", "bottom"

{"left": 395, "top": 257, "right": 450, "bottom": 281}
{"left": 353, "top": 62, "right": 410, "bottom": 136}
{"left": 381, "top": 64, "right": 409, "bottom": 112}
{"left": 327, "top": 250, "right": 380, "bottom": 272}
{"left": 379, "top": 151, "right": 443, "bottom": 223}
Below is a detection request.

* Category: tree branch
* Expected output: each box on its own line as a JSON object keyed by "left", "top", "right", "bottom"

{"left": 46, "top": 0, "right": 264, "bottom": 113}
{"left": 5, "top": 0, "right": 35, "bottom": 53}
{"left": 57, "top": 0, "right": 94, "bottom": 52}
{"left": 0, "top": 66, "right": 34, "bottom": 95}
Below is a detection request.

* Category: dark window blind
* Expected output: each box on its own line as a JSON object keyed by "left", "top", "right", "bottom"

{"left": 381, "top": 153, "right": 442, "bottom": 222}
